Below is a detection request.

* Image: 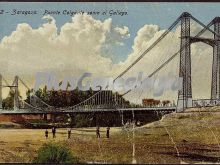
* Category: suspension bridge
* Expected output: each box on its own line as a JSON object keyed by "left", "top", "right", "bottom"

{"left": 0, "top": 12, "right": 220, "bottom": 115}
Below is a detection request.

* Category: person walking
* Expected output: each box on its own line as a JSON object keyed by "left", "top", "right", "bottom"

{"left": 52, "top": 126, "right": 56, "bottom": 138}
{"left": 96, "top": 126, "right": 100, "bottom": 138}
{"left": 68, "top": 128, "right": 71, "bottom": 139}
{"left": 106, "top": 126, "right": 110, "bottom": 138}
{"left": 45, "top": 129, "right": 48, "bottom": 139}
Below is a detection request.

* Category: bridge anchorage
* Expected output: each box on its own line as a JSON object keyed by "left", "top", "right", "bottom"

{"left": 0, "top": 12, "right": 220, "bottom": 114}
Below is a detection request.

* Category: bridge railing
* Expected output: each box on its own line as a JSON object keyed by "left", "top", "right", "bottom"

{"left": 192, "top": 99, "right": 220, "bottom": 107}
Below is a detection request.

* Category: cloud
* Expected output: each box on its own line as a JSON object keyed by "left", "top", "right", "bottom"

{"left": 0, "top": 14, "right": 129, "bottom": 98}
{"left": 0, "top": 14, "right": 131, "bottom": 77}
{"left": 114, "top": 26, "right": 130, "bottom": 38}
{"left": 132, "top": 24, "right": 160, "bottom": 52}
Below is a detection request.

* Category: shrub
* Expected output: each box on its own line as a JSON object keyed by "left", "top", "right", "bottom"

{"left": 34, "top": 142, "right": 79, "bottom": 163}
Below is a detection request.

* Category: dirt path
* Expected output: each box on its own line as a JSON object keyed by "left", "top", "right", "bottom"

{"left": 0, "top": 127, "right": 121, "bottom": 163}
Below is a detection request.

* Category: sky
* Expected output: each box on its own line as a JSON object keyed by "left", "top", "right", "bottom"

{"left": 0, "top": 2, "right": 219, "bottom": 102}
{"left": 1, "top": 2, "right": 220, "bottom": 62}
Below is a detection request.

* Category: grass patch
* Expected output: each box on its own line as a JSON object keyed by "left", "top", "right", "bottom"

{"left": 178, "top": 115, "right": 190, "bottom": 119}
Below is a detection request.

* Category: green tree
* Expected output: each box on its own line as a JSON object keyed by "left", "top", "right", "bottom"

{"left": 34, "top": 142, "right": 79, "bottom": 163}
{"left": 25, "top": 86, "right": 131, "bottom": 108}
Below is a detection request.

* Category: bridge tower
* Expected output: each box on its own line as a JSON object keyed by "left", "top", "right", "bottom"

{"left": 13, "top": 76, "right": 19, "bottom": 110}
{"left": 177, "top": 12, "right": 192, "bottom": 112}
{"left": 211, "top": 17, "right": 220, "bottom": 99}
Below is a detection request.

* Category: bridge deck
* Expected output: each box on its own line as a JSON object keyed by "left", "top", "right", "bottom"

{"left": 0, "top": 107, "right": 176, "bottom": 114}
